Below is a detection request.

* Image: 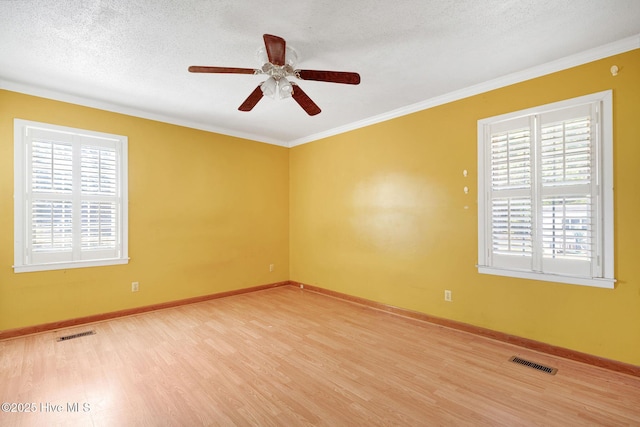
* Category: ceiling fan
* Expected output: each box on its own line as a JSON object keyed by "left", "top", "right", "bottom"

{"left": 188, "top": 34, "right": 360, "bottom": 116}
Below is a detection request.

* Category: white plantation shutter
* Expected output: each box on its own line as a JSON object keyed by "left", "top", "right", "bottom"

{"left": 488, "top": 118, "right": 533, "bottom": 271}
{"left": 30, "top": 140, "right": 74, "bottom": 260}
{"left": 14, "top": 120, "right": 128, "bottom": 272}
{"left": 80, "top": 146, "right": 119, "bottom": 255}
{"left": 478, "top": 91, "right": 614, "bottom": 288}
{"left": 539, "top": 107, "right": 594, "bottom": 277}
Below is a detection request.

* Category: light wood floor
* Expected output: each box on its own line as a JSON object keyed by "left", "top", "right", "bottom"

{"left": 1, "top": 286, "right": 639, "bottom": 426}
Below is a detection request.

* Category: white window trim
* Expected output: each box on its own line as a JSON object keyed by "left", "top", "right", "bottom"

{"left": 14, "top": 119, "right": 129, "bottom": 273}
{"left": 477, "top": 90, "right": 614, "bottom": 289}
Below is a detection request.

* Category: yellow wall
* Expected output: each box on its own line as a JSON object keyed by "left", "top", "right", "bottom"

{"left": 290, "top": 49, "right": 640, "bottom": 366}
{"left": 0, "top": 90, "right": 289, "bottom": 330}
{"left": 2, "top": 49, "right": 639, "bottom": 367}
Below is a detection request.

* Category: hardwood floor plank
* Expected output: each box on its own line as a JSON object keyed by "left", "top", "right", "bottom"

{"left": 1, "top": 286, "right": 639, "bottom": 426}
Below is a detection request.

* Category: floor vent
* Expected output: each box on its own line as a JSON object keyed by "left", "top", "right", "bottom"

{"left": 509, "top": 356, "right": 557, "bottom": 375}
{"left": 57, "top": 330, "right": 96, "bottom": 342}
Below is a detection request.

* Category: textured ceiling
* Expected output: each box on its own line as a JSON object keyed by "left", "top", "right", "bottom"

{"left": 1, "top": 1, "right": 639, "bottom": 146}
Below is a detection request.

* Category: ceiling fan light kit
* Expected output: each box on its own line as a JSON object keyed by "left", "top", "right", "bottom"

{"left": 188, "top": 34, "right": 360, "bottom": 116}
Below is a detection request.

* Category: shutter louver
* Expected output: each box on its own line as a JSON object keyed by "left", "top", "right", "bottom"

{"left": 491, "top": 128, "right": 531, "bottom": 190}
{"left": 542, "top": 196, "right": 592, "bottom": 261}
{"left": 31, "top": 200, "right": 73, "bottom": 251}
{"left": 81, "top": 201, "right": 117, "bottom": 249}
{"left": 81, "top": 147, "right": 117, "bottom": 195}
{"left": 541, "top": 117, "right": 591, "bottom": 186}
{"left": 492, "top": 198, "right": 532, "bottom": 256}
{"left": 31, "top": 140, "right": 73, "bottom": 193}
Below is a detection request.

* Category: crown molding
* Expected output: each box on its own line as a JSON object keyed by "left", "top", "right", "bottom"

{"left": 0, "top": 78, "right": 289, "bottom": 147}
{"left": 288, "top": 34, "right": 640, "bottom": 147}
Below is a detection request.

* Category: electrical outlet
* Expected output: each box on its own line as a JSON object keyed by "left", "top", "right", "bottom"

{"left": 132, "top": 282, "right": 139, "bottom": 292}
{"left": 444, "top": 290, "right": 452, "bottom": 302}
{"left": 269, "top": 264, "right": 274, "bottom": 272}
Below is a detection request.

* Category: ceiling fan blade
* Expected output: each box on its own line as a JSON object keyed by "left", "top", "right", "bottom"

{"left": 188, "top": 66, "right": 257, "bottom": 74}
{"left": 238, "top": 85, "right": 264, "bottom": 112}
{"left": 291, "top": 84, "right": 321, "bottom": 116}
{"left": 263, "top": 34, "right": 286, "bottom": 66}
{"left": 296, "top": 69, "right": 361, "bottom": 85}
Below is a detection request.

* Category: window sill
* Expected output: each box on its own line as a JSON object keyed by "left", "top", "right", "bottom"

{"left": 13, "top": 258, "right": 129, "bottom": 273}
{"left": 477, "top": 266, "right": 615, "bottom": 289}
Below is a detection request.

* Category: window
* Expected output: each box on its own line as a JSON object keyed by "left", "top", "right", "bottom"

{"left": 477, "top": 91, "right": 614, "bottom": 288}
{"left": 14, "top": 119, "right": 128, "bottom": 273}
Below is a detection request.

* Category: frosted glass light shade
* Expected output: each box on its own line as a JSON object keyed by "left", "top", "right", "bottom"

{"left": 279, "top": 78, "right": 292, "bottom": 98}
{"left": 260, "top": 77, "right": 277, "bottom": 98}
